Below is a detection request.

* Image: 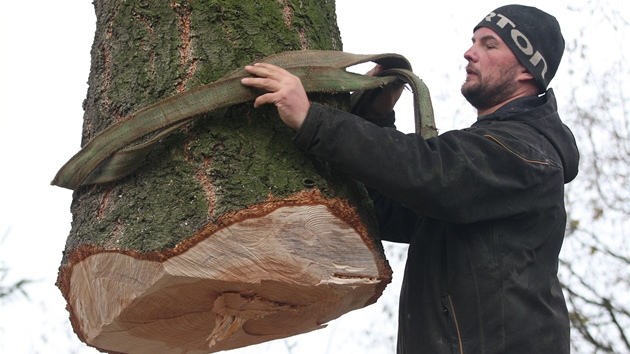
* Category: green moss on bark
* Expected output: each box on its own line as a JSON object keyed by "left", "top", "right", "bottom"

{"left": 189, "top": 0, "right": 303, "bottom": 86}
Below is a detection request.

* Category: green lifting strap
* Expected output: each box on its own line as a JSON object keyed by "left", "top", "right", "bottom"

{"left": 51, "top": 50, "right": 437, "bottom": 190}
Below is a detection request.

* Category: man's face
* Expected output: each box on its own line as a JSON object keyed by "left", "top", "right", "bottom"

{"left": 461, "top": 27, "right": 526, "bottom": 112}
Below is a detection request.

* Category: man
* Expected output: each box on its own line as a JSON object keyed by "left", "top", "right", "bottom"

{"left": 241, "top": 5, "right": 579, "bottom": 353}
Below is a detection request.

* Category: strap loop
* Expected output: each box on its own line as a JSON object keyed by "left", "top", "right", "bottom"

{"left": 52, "top": 50, "right": 436, "bottom": 190}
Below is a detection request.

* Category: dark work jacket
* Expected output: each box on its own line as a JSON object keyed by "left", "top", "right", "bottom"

{"left": 293, "top": 89, "right": 579, "bottom": 353}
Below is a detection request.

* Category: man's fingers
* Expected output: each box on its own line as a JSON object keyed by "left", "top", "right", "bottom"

{"left": 241, "top": 64, "right": 290, "bottom": 93}
{"left": 244, "top": 63, "right": 291, "bottom": 82}
{"left": 366, "top": 64, "right": 384, "bottom": 77}
{"left": 241, "top": 64, "right": 286, "bottom": 106}
{"left": 241, "top": 76, "right": 279, "bottom": 92}
{"left": 253, "top": 92, "right": 276, "bottom": 108}
{"left": 240, "top": 62, "right": 310, "bottom": 130}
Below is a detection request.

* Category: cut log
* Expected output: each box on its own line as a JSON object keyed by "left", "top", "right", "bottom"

{"left": 56, "top": 1, "right": 392, "bottom": 353}
{"left": 58, "top": 191, "right": 391, "bottom": 353}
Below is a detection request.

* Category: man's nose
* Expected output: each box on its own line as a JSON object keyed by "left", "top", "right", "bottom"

{"left": 463, "top": 47, "right": 477, "bottom": 62}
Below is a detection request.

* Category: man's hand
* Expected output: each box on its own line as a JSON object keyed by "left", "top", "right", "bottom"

{"left": 355, "top": 64, "right": 405, "bottom": 120}
{"left": 241, "top": 63, "right": 310, "bottom": 130}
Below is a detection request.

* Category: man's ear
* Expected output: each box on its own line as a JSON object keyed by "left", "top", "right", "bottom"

{"left": 517, "top": 66, "right": 535, "bottom": 82}
{"left": 516, "top": 68, "right": 540, "bottom": 94}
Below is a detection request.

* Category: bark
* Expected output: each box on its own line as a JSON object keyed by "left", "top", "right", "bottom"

{"left": 56, "top": 1, "right": 391, "bottom": 353}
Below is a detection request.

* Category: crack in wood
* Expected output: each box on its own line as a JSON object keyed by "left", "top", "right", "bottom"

{"left": 278, "top": 0, "right": 293, "bottom": 28}
{"left": 97, "top": 188, "right": 113, "bottom": 221}
{"left": 171, "top": 2, "right": 198, "bottom": 92}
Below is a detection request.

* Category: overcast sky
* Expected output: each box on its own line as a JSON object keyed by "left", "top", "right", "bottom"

{"left": 0, "top": 1, "right": 623, "bottom": 353}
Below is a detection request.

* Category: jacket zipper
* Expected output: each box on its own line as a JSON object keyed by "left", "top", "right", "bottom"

{"left": 447, "top": 295, "right": 464, "bottom": 354}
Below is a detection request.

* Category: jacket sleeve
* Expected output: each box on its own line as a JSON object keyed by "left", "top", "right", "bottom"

{"left": 367, "top": 186, "right": 419, "bottom": 243}
{"left": 361, "top": 109, "right": 419, "bottom": 243}
{"left": 293, "top": 103, "right": 555, "bottom": 224}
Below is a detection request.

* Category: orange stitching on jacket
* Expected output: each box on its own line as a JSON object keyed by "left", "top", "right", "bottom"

{"left": 448, "top": 295, "right": 465, "bottom": 354}
{"left": 483, "top": 134, "right": 550, "bottom": 166}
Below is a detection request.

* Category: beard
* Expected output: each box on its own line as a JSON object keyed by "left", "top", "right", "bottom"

{"left": 461, "top": 65, "right": 520, "bottom": 112}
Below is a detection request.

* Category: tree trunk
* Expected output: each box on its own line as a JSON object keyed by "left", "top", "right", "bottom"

{"left": 57, "top": 1, "right": 391, "bottom": 353}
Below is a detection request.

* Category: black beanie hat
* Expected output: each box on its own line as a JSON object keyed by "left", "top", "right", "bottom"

{"left": 474, "top": 5, "right": 565, "bottom": 92}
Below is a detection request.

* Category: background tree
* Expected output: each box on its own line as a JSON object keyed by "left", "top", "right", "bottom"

{"left": 559, "top": 1, "right": 630, "bottom": 352}
{"left": 0, "top": 230, "right": 31, "bottom": 302}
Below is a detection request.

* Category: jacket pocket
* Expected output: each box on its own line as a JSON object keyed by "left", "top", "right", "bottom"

{"left": 442, "top": 295, "right": 464, "bottom": 354}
